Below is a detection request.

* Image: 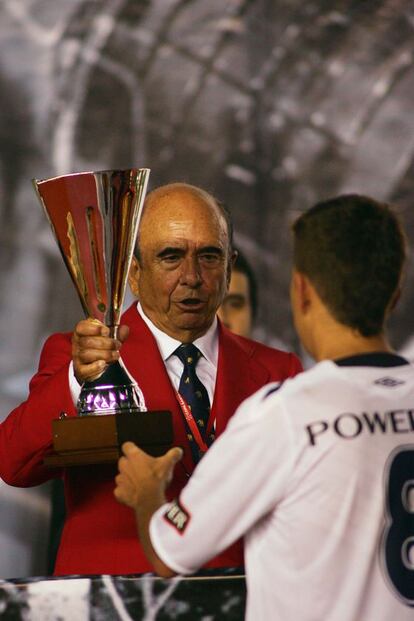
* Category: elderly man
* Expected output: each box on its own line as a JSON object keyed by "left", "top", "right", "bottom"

{"left": 115, "top": 194, "right": 413, "bottom": 620}
{"left": 0, "top": 182, "right": 302, "bottom": 576}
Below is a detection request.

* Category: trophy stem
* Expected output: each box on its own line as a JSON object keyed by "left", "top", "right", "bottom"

{"left": 109, "top": 325, "right": 119, "bottom": 340}
{"left": 77, "top": 359, "right": 147, "bottom": 416}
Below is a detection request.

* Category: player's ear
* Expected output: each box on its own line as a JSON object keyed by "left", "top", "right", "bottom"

{"left": 128, "top": 256, "right": 141, "bottom": 299}
{"left": 387, "top": 285, "right": 401, "bottom": 316}
{"left": 292, "top": 270, "right": 312, "bottom": 313}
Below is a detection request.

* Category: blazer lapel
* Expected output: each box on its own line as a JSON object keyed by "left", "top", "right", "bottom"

{"left": 120, "top": 305, "right": 194, "bottom": 477}
{"left": 212, "top": 324, "right": 271, "bottom": 435}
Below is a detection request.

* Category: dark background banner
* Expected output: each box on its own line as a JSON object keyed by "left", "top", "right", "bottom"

{"left": 0, "top": 0, "right": 413, "bottom": 578}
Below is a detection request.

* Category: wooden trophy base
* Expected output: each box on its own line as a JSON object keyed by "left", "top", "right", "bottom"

{"left": 44, "top": 410, "right": 173, "bottom": 468}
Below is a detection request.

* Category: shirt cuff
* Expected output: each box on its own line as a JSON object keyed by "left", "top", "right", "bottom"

{"left": 68, "top": 361, "right": 82, "bottom": 406}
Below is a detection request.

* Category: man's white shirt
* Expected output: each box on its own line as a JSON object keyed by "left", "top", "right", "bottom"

{"left": 150, "top": 355, "right": 414, "bottom": 621}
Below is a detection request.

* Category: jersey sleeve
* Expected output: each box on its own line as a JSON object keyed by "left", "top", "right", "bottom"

{"left": 149, "top": 383, "right": 296, "bottom": 574}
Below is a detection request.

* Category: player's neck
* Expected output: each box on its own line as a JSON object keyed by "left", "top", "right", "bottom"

{"left": 311, "top": 323, "right": 393, "bottom": 363}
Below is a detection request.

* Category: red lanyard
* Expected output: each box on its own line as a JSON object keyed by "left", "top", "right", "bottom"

{"left": 174, "top": 390, "right": 216, "bottom": 455}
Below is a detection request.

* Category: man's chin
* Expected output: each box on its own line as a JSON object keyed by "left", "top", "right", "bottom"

{"left": 171, "top": 310, "right": 215, "bottom": 334}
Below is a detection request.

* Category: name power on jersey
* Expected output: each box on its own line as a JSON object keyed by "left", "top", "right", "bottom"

{"left": 306, "top": 408, "right": 414, "bottom": 446}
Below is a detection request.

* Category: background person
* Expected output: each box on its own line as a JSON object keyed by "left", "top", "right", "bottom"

{"left": 0, "top": 182, "right": 302, "bottom": 576}
{"left": 217, "top": 249, "right": 257, "bottom": 338}
{"left": 115, "top": 194, "right": 413, "bottom": 620}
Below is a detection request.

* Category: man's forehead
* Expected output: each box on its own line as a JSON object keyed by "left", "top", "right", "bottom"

{"left": 144, "top": 228, "right": 227, "bottom": 252}
{"left": 144, "top": 187, "right": 219, "bottom": 217}
{"left": 230, "top": 270, "right": 249, "bottom": 290}
{"left": 141, "top": 191, "right": 227, "bottom": 236}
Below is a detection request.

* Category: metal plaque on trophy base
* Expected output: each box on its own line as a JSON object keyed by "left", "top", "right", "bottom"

{"left": 33, "top": 169, "right": 173, "bottom": 466}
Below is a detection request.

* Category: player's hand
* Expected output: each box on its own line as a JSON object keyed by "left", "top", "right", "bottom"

{"left": 72, "top": 318, "right": 129, "bottom": 383}
{"left": 114, "top": 442, "right": 183, "bottom": 509}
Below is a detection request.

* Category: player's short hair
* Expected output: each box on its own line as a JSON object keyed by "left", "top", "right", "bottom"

{"left": 134, "top": 183, "right": 234, "bottom": 263}
{"left": 233, "top": 249, "right": 258, "bottom": 320}
{"left": 292, "top": 194, "right": 407, "bottom": 336}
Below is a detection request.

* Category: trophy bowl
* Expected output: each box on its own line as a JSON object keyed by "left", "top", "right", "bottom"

{"left": 33, "top": 168, "right": 150, "bottom": 417}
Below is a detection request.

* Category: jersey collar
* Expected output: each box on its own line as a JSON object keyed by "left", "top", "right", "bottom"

{"left": 334, "top": 352, "right": 409, "bottom": 367}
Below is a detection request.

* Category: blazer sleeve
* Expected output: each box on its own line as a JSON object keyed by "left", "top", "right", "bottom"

{"left": 0, "top": 332, "right": 76, "bottom": 487}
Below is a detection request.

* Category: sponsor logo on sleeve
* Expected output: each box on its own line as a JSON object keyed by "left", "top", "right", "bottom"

{"left": 163, "top": 499, "right": 191, "bottom": 535}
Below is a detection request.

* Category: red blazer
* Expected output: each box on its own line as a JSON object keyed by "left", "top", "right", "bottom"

{"left": 0, "top": 304, "right": 302, "bottom": 575}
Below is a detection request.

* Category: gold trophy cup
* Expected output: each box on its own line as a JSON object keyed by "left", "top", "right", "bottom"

{"left": 33, "top": 169, "right": 172, "bottom": 465}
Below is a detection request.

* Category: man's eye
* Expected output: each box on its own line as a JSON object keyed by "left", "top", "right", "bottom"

{"left": 200, "top": 253, "right": 221, "bottom": 264}
{"left": 225, "top": 297, "right": 245, "bottom": 309}
{"left": 162, "top": 254, "right": 181, "bottom": 263}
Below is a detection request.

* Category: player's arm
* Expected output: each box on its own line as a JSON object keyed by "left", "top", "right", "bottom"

{"left": 116, "top": 386, "right": 293, "bottom": 574}
{"left": 114, "top": 442, "right": 183, "bottom": 577}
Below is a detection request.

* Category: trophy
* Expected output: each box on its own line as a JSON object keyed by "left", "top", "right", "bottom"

{"left": 34, "top": 168, "right": 149, "bottom": 415}
{"left": 33, "top": 169, "right": 172, "bottom": 465}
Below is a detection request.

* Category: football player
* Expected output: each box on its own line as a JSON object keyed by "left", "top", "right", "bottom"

{"left": 115, "top": 194, "right": 413, "bottom": 620}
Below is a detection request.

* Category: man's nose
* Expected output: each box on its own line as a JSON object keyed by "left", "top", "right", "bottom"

{"left": 179, "top": 256, "right": 202, "bottom": 287}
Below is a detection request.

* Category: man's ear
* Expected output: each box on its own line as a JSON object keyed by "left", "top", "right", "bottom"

{"left": 128, "top": 257, "right": 140, "bottom": 299}
{"left": 226, "top": 249, "right": 238, "bottom": 288}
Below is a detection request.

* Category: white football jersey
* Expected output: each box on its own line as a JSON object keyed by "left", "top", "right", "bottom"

{"left": 150, "top": 354, "right": 414, "bottom": 620}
